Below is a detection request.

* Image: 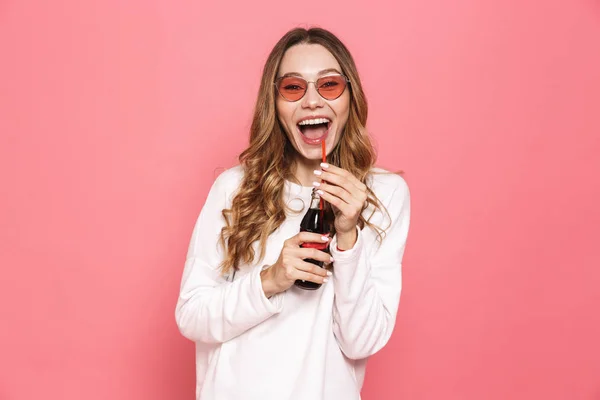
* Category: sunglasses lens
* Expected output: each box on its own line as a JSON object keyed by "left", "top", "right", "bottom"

{"left": 277, "top": 77, "right": 307, "bottom": 101}
{"left": 317, "top": 75, "right": 347, "bottom": 100}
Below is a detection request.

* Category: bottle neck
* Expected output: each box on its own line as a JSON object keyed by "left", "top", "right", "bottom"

{"left": 309, "top": 188, "right": 321, "bottom": 210}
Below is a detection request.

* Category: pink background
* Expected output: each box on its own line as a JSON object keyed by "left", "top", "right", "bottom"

{"left": 1, "top": 0, "right": 599, "bottom": 399}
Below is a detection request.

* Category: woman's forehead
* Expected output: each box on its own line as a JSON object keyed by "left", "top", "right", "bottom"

{"left": 278, "top": 44, "right": 342, "bottom": 79}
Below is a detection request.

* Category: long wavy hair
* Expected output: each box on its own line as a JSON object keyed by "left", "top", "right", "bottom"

{"left": 219, "top": 27, "right": 387, "bottom": 274}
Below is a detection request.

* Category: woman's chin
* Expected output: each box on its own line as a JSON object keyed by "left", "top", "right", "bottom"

{"left": 298, "top": 142, "right": 331, "bottom": 162}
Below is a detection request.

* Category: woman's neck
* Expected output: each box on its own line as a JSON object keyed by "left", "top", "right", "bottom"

{"left": 291, "top": 157, "right": 322, "bottom": 187}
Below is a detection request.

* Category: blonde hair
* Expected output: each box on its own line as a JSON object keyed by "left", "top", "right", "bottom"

{"left": 219, "top": 27, "right": 387, "bottom": 274}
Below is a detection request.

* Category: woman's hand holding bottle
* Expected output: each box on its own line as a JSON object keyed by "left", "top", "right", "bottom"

{"left": 260, "top": 232, "right": 333, "bottom": 297}
{"left": 313, "top": 163, "right": 368, "bottom": 250}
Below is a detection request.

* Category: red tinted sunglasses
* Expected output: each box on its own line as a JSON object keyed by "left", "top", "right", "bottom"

{"left": 274, "top": 74, "right": 350, "bottom": 102}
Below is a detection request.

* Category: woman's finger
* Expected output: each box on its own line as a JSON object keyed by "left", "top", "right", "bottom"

{"left": 316, "top": 189, "right": 352, "bottom": 216}
{"left": 293, "top": 247, "right": 334, "bottom": 266}
{"left": 319, "top": 163, "right": 366, "bottom": 192}
{"left": 315, "top": 181, "right": 365, "bottom": 214}
{"left": 313, "top": 181, "right": 353, "bottom": 205}
{"left": 294, "top": 261, "right": 331, "bottom": 279}
{"left": 285, "top": 232, "right": 330, "bottom": 248}
{"left": 294, "top": 270, "right": 329, "bottom": 284}
{"left": 315, "top": 169, "right": 365, "bottom": 202}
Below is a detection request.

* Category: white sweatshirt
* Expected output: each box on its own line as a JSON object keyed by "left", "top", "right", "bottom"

{"left": 176, "top": 165, "right": 410, "bottom": 400}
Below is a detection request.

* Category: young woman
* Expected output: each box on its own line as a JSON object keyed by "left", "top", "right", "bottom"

{"left": 176, "top": 27, "right": 411, "bottom": 400}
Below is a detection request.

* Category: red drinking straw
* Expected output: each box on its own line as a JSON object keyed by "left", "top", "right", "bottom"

{"left": 320, "top": 140, "right": 326, "bottom": 211}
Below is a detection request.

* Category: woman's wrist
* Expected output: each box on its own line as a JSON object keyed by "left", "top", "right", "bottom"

{"left": 260, "top": 268, "right": 278, "bottom": 298}
{"left": 335, "top": 227, "right": 358, "bottom": 250}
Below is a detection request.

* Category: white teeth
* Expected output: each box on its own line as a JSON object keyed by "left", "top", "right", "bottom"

{"left": 298, "top": 118, "right": 331, "bottom": 126}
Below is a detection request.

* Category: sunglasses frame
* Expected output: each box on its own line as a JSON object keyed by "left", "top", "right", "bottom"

{"left": 274, "top": 74, "right": 351, "bottom": 102}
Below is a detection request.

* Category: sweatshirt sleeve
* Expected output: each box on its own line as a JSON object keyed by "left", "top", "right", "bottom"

{"left": 175, "top": 169, "right": 284, "bottom": 344}
{"left": 329, "top": 175, "right": 410, "bottom": 360}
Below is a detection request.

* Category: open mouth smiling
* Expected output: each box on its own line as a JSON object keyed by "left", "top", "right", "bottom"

{"left": 297, "top": 117, "right": 332, "bottom": 145}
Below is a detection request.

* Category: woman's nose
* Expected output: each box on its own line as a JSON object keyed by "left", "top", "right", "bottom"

{"left": 301, "top": 82, "right": 324, "bottom": 109}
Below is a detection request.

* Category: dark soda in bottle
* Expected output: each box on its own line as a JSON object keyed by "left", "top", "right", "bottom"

{"left": 295, "top": 188, "right": 331, "bottom": 290}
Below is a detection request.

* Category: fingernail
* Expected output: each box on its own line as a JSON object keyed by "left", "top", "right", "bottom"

{"left": 321, "top": 236, "right": 329, "bottom": 241}
{"left": 312, "top": 181, "right": 321, "bottom": 187}
{"left": 320, "top": 163, "right": 329, "bottom": 169}
{"left": 317, "top": 189, "right": 324, "bottom": 195}
{"left": 313, "top": 170, "right": 322, "bottom": 176}
{"left": 330, "top": 256, "right": 335, "bottom": 262}
{"left": 323, "top": 278, "right": 329, "bottom": 283}
{"left": 326, "top": 270, "right": 332, "bottom": 276}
